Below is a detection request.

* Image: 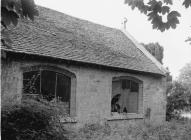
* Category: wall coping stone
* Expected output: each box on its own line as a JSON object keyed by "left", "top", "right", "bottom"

{"left": 107, "top": 112, "right": 144, "bottom": 121}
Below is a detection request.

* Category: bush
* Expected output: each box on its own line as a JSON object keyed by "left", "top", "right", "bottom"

{"left": 1, "top": 98, "right": 68, "bottom": 140}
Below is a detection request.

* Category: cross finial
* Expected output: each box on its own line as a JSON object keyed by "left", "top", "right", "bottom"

{"left": 122, "top": 17, "right": 128, "bottom": 29}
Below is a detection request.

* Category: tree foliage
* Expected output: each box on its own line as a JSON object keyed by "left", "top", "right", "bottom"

{"left": 178, "top": 61, "right": 191, "bottom": 92}
{"left": 1, "top": 0, "right": 38, "bottom": 28}
{"left": 166, "top": 62, "right": 191, "bottom": 121}
{"left": 125, "top": 0, "right": 191, "bottom": 32}
{"left": 166, "top": 81, "right": 191, "bottom": 121}
{"left": 142, "top": 42, "right": 164, "bottom": 64}
{"left": 1, "top": 0, "right": 38, "bottom": 47}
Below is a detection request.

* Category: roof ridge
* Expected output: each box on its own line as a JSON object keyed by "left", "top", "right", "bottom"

{"left": 121, "top": 29, "right": 168, "bottom": 75}
{"left": 37, "top": 5, "right": 118, "bottom": 31}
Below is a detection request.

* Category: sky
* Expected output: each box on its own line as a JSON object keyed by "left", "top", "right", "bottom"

{"left": 36, "top": 0, "right": 191, "bottom": 79}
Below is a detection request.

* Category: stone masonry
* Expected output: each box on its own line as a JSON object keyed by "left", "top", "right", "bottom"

{"left": 1, "top": 57, "right": 167, "bottom": 126}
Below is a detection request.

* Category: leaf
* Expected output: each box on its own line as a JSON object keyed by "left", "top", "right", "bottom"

{"left": 1, "top": 7, "right": 12, "bottom": 26}
{"left": 171, "top": 22, "right": 177, "bottom": 29}
{"left": 6, "top": 1, "right": 15, "bottom": 11}
{"left": 163, "top": 0, "right": 173, "bottom": 5}
{"left": 14, "top": 0, "right": 22, "bottom": 14}
{"left": 161, "top": 6, "right": 170, "bottom": 14}
{"left": 1, "top": 0, "right": 17, "bottom": 7}
{"left": 168, "top": 11, "right": 181, "bottom": 18}
{"left": 183, "top": 0, "right": 191, "bottom": 8}
{"left": 148, "top": 0, "right": 163, "bottom": 13}
{"left": 155, "top": 15, "right": 163, "bottom": 29}
{"left": 10, "top": 10, "right": 19, "bottom": 26}
{"left": 164, "top": 22, "right": 171, "bottom": 30}
{"left": 125, "top": 0, "right": 149, "bottom": 14}
{"left": 21, "top": 0, "right": 39, "bottom": 20}
{"left": 185, "top": 37, "right": 191, "bottom": 45}
{"left": 1, "top": 7, "right": 19, "bottom": 27}
{"left": 124, "top": 0, "right": 129, "bottom": 4}
{"left": 160, "top": 23, "right": 166, "bottom": 32}
{"left": 185, "top": 37, "right": 191, "bottom": 42}
{"left": 165, "top": 11, "right": 180, "bottom": 29}
{"left": 151, "top": 14, "right": 162, "bottom": 30}
{"left": 148, "top": 12, "right": 155, "bottom": 21}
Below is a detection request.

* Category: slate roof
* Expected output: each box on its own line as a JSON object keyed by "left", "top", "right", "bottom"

{"left": 1, "top": 6, "right": 165, "bottom": 76}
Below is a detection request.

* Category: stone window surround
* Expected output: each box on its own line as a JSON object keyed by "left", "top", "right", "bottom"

{"left": 21, "top": 64, "right": 77, "bottom": 117}
{"left": 109, "top": 76, "right": 144, "bottom": 120}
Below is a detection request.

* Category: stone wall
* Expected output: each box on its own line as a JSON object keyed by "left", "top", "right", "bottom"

{"left": 1, "top": 58, "right": 167, "bottom": 125}
{"left": 1, "top": 59, "right": 23, "bottom": 104}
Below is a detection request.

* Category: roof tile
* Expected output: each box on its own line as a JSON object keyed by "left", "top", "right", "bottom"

{"left": 1, "top": 6, "right": 165, "bottom": 76}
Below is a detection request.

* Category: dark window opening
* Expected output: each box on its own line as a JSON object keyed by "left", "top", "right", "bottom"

{"left": 131, "top": 81, "right": 139, "bottom": 92}
{"left": 23, "top": 71, "right": 40, "bottom": 95}
{"left": 41, "top": 70, "right": 56, "bottom": 101}
{"left": 122, "top": 79, "right": 130, "bottom": 89}
{"left": 56, "top": 73, "right": 71, "bottom": 102}
{"left": 23, "top": 69, "right": 71, "bottom": 114}
{"left": 111, "top": 79, "right": 140, "bottom": 114}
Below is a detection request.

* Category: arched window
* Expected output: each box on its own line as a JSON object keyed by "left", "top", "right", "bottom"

{"left": 22, "top": 65, "right": 76, "bottom": 116}
{"left": 111, "top": 76, "right": 143, "bottom": 114}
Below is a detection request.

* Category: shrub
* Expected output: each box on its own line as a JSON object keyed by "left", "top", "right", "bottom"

{"left": 1, "top": 98, "right": 68, "bottom": 140}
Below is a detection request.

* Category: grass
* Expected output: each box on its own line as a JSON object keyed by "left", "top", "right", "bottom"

{"left": 67, "top": 120, "right": 191, "bottom": 140}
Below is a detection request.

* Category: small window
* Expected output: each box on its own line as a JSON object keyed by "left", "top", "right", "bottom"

{"left": 111, "top": 78, "right": 142, "bottom": 114}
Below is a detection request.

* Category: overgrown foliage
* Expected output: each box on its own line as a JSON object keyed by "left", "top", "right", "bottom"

{"left": 1, "top": 97, "right": 68, "bottom": 140}
{"left": 125, "top": 0, "right": 191, "bottom": 32}
{"left": 2, "top": 96, "right": 191, "bottom": 140}
{"left": 68, "top": 121, "right": 191, "bottom": 140}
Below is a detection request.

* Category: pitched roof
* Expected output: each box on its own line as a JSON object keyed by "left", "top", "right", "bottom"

{"left": 1, "top": 6, "right": 166, "bottom": 76}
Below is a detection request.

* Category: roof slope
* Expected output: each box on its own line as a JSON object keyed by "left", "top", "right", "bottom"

{"left": 1, "top": 6, "right": 165, "bottom": 76}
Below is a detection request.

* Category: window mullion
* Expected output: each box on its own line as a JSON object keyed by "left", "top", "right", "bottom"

{"left": 55, "top": 73, "right": 58, "bottom": 100}
{"left": 40, "top": 69, "right": 42, "bottom": 95}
